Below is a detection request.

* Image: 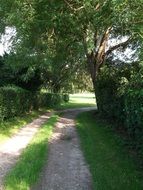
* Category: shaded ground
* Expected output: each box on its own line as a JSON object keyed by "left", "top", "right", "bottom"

{"left": 32, "top": 107, "right": 95, "bottom": 190}
{"left": 0, "top": 112, "right": 52, "bottom": 190}
{"left": 76, "top": 111, "right": 143, "bottom": 190}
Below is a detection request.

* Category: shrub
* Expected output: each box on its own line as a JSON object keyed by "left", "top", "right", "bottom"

{"left": 95, "top": 66, "right": 127, "bottom": 123}
{"left": 125, "top": 89, "right": 143, "bottom": 138}
{"left": 123, "top": 71, "right": 143, "bottom": 154}
{"left": 0, "top": 86, "right": 33, "bottom": 121}
{"left": 39, "top": 93, "right": 62, "bottom": 107}
{"left": 36, "top": 93, "right": 69, "bottom": 108}
{"left": 63, "top": 94, "right": 69, "bottom": 102}
{"left": 96, "top": 64, "right": 143, "bottom": 158}
{"left": 0, "top": 87, "right": 69, "bottom": 121}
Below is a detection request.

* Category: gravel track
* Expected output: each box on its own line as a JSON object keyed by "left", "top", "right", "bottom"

{"left": 32, "top": 107, "right": 94, "bottom": 190}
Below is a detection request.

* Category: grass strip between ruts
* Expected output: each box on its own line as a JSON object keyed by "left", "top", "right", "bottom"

{"left": 4, "top": 115, "right": 58, "bottom": 190}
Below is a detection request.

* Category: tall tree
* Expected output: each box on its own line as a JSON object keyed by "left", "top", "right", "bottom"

{"left": 0, "top": 0, "right": 143, "bottom": 93}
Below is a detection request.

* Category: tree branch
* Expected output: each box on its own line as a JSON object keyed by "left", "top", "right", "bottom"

{"left": 64, "top": 0, "right": 85, "bottom": 11}
{"left": 82, "top": 37, "right": 89, "bottom": 57}
{"left": 94, "top": 31, "right": 98, "bottom": 48}
{"left": 96, "top": 27, "right": 111, "bottom": 62}
{"left": 106, "top": 37, "right": 132, "bottom": 56}
{"left": 98, "top": 27, "right": 112, "bottom": 50}
{"left": 95, "top": 3, "right": 100, "bottom": 10}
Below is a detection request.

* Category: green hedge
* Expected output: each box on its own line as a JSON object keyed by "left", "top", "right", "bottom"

{"left": 63, "top": 94, "right": 69, "bottom": 102}
{"left": 95, "top": 67, "right": 126, "bottom": 123}
{"left": 34, "top": 93, "right": 68, "bottom": 108}
{"left": 0, "top": 86, "right": 69, "bottom": 121}
{"left": 96, "top": 66, "right": 143, "bottom": 157}
{"left": 125, "top": 89, "right": 143, "bottom": 142}
{"left": 0, "top": 86, "right": 33, "bottom": 120}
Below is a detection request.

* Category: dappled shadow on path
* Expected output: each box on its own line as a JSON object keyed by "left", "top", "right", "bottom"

{"left": 32, "top": 107, "right": 96, "bottom": 190}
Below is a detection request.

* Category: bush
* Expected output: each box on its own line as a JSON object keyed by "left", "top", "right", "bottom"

{"left": 0, "top": 86, "right": 69, "bottom": 121}
{"left": 63, "top": 94, "right": 69, "bottom": 102}
{"left": 0, "top": 86, "right": 33, "bottom": 121}
{"left": 124, "top": 71, "right": 143, "bottom": 154}
{"left": 96, "top": 65, "right": 143, "bottom": 158}
{"left": 125, "top": 89, "right": 143, "bottom": 138}
{"left": 95, "top": 66, "right": 127, "bottom": 123}
{"left": 33, "top": 93, "right": 69, "bottom": 108}
{"left": 38, "top": 93, "right": 63, "bottom": 108}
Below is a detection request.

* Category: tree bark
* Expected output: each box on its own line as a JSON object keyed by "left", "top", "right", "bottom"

{"left": 87, "top": 30, "right": 131, "bottom": 91}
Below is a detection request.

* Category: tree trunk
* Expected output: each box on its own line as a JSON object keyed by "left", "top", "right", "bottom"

{"left": 85, "top": 28, "right": 131, "bottom": 110}
{"left": 87, "top": 52, "right": 104, "bottom": 110}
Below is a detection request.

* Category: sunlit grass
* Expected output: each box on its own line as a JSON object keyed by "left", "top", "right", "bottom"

{"left": 70, "top": 93, "right": 95, "bottom": 103}
{"left": 4, "top": 115, "right": 58, "bottom": 190}
{"left": 57, "top": 93, "right": 96, "bottom": 110}
{"left": 77, "top": 111, "right": 143, "bottom": 190}
{"left": 0, "top": 109, "right": 48, "bottom": 144}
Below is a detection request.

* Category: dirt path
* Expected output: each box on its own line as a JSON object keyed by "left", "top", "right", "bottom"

{"left": 0, "top": 112, "right": 52, "bottom": 190}
{"left": 32, "top": 107, "right": 95, "bottom": 190}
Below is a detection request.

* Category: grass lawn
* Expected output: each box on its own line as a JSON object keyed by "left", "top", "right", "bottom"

{"left": 0, "top": 109, "right": 48, "bottom": 144}
{"left": 76, "top": 111, "right": 143, "bottom": 190}
{"left": 4, "top": 115, "right": 58, "bottom": 190}
{"left": 57, "top": 93, "right": 96, "bottom": 110}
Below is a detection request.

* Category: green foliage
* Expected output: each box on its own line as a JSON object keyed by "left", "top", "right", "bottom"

{"left": 124, "top": 72, "right": 143, "bottom": 155}
{"left": 0, "top": 86, "right": 33, "bottom": 121}
{"left": 0, "top": 53, "right": 43, "bottom": 91}
{"left": 95, "top": 65, "right": 128, "bottom": 122}
{"left": 0, "top": 54, "right": 15, "bottom": 87}
{"left": 1, "top": 0, "right": 142, "bottom": 95}
{"left": 63, "top": 94, "right": 69, "bottom": 102}
{"left": 35, "top": 93, "right": 65, "bottom": 108}
{"left": 125, "top": 89, "right": 143, "bottom": 139}
{"left": 0, "top": 86, "right": 69, "bottom": 121}
{"left": 96, "top": 64, "right": 143, "bottom": 159}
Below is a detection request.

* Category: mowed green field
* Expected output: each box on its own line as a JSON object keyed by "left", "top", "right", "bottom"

{"left": 70, "top": 93, "right": 96, "bottom": 104}
{"left": 57, "top": 93, "right": 96, "bottom": 110}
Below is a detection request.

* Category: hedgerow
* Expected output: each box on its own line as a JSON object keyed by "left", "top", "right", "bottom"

{"left": 0, "top": 86, "right": 33, "bottom": 121}
{"left": 34, "top": 93, "right": 69, "bottom": 108}
{"left": 0, "top": 86, "right": 69, "bottom": 121}
{"left": 95, "top": 65, "right": 143, "bottom": 158}
{"left": 124, "top": 72, "right": 143, "bottom": 156}
{"left": 95, "top": 66, "right": 127, "bottom": 123}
